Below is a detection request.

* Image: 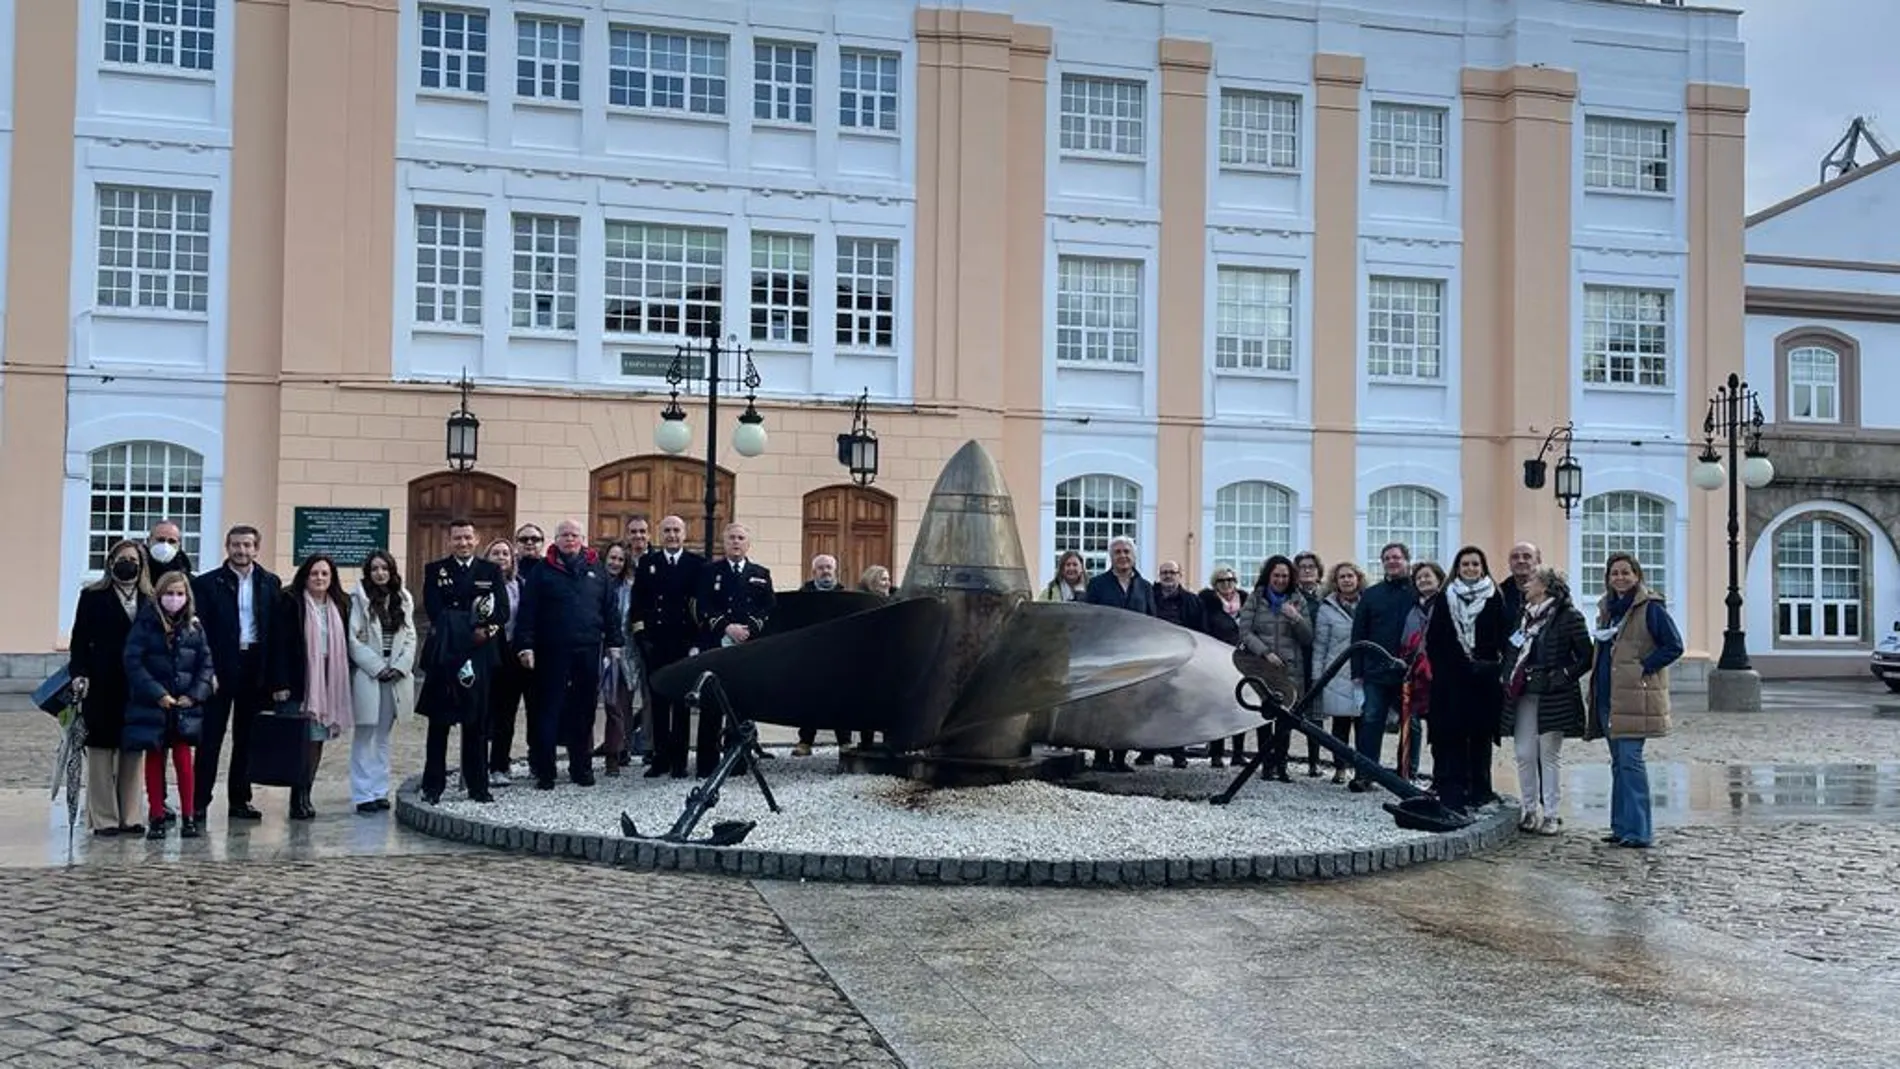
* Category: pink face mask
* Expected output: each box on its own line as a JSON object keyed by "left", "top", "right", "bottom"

{"left": 160, "top": 593, "right": 188, "bottom": 615}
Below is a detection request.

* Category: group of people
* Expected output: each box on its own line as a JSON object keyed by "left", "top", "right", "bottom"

{"left": 1041, "top": 536, "right": 1683, "bottom": 849}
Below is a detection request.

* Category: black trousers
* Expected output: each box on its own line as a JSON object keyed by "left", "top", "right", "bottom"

{"left": 195, "top": 647, "right": 261, "bottom": 813}
{"left": 487, "top": 647, "right": 529, "bottom": 773}
{"left": 531, "top": 646, "right": 599, "bottom": 783}
{"left": 797, "top": 727, "right": 865, "bottom": 748}
{"left": 423, "top": 713, "right": 488, "bottom": 798}
{"left": 646, "top": 641, "right": 695, "bottom": 775}
{"left": 1429, "top": 724, "right": 1493, "bottom": 808}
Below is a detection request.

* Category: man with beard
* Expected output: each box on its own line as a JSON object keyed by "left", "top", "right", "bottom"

{"left": 631, "top": 516, "right": 704, "bottom": 778}
{"left": 191, "top": 525, "right": 281, "bottom": 821}
{"left": 516, "top": 519, "right": 623, "bottom": 789}
{"left": 417, "top": 519, "right": 508, "bottom": 804}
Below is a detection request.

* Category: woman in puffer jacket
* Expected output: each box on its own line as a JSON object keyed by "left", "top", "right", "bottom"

{"left": 1310, "top": 561, "right": 1367, "bottom": 784}
{"left": 122, "top": 570, "right": 216, "bottom": 840}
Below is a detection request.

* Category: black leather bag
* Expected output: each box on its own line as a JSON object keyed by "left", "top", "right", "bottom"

{"left": 248, "top": 707, "right": 315, "bottom": 787}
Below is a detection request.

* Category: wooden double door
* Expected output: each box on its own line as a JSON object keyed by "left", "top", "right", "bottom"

{"left": 405, "top": 472, "right": 517, "bottom": 624}
{"left": 590, "top": 456, "right": 737, "bottom": 554}
{"left": 801, "top": 485, "right": 896, "bottom": 588}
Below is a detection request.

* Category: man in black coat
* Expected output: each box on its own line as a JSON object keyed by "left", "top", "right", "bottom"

{"left": 419, "top": 518, "right": 510, "bottom": 804}
{"left": 692, "top": 522, "right": 775, "bottom": 777}
{"left": 631, "top": 515, "right": 705, "bottom": 778}
{"left": 1083, "top": 536, "right": 1155, "bottom": 772}
{"left": 516, "top": 518, "right": 624, "bottom": 789}
{"left": 191, "top": 525, "right": 281, "bottom": 821}
{"left": 794, "top": 554, "right": 851, "bottom": 754}
{"left": 1349, "top": 541, "right": 1417, "bottom": 786}
{"left": 1141, "top": 559, "right": 1203, "bottom": 768}
{"left": 144, "top": 519, "right": 195, "bottom": 586}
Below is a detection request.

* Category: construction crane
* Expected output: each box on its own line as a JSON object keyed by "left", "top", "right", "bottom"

{"left": 1821, "top": 116, "right": 1890, "bottom": 185}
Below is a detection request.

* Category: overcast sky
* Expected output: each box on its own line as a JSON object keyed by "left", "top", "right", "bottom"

{"left": 1735, "top": 0, "right": 1897, "bottom": 212}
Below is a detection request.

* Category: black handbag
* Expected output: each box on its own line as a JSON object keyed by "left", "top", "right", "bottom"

{"left": 248, "top": 707, "right": 315, "bottom": 787}
{"left": 32, "top": 664, "right": 75, "bottom": 717}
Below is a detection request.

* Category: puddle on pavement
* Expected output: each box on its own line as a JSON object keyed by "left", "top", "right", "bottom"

{"left": 1557, "top": 761, "right": 1900, "bottom": 823}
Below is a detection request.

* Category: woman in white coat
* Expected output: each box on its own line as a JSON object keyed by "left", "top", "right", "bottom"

{"left": 347, "top": 551, "right": 416, "bottom": 814}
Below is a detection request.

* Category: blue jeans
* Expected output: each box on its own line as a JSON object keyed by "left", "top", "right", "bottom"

{"left": 1607, "top": 737, "right": 1652, "bottom": 845}
{"left": 1357, "top": 679, "right": 1416, "bottom": 779}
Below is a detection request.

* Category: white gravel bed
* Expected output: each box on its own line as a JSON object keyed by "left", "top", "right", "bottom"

{"left": 431, "top": 748, "right": 1436, "bottom": 860}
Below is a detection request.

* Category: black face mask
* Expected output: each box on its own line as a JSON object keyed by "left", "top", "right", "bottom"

{"left": 111, "top": 559, "right": 141, "bottom": 582}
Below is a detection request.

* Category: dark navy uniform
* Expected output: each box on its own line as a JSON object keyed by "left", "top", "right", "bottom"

{"left": 631, "top": 548, "right": 705, "bottom": 776}
{"left": 515, "top": 547, "right": 624, "bottom": 787}
{"left": 419, "top": 553, "right": 510, "bottom": 801}
{"left": 691, "top": 557, "right": 775, "bottom": 776}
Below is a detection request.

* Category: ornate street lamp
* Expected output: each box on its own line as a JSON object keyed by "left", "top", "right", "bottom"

{"left": 1695, "top": 372, "right": 1772, "bottom": 680}
{"left": 835, "top": 389, "right": 880, "bottom": 487}
{"left": 445, "top": 371, "right": 479, "bottom": 473}
{"left": 656, "top": 334, "right": 766, "bottom": 559}
{"left": 1523, "top": 422, "right": 1584, "bottom": 518}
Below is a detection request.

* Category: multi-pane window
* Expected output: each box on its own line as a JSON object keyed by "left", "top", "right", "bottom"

{"left": 415, "top": 207, "right": 484, "bottom": 327}
{"left": 836, "top": 238, "right": 897, "bottom": 349}
{"left": 608, "top": 29, "right": 727, "bottom": 115}
{"left": 1059, "top": 76, "right": 1146, "bottom": 158}
{"left": 1579, "top": 492, "right": 1669, "bottom": 604}
{"left": 1214, "top": 481, "right": 1295, "bottom": 579}
{"left": 1218, "top": 91, "right": 1299, "bottom": 170}
{"left": 516, "top": 17, "right": 581, "bottom": 102}
{"left": 1775, "top": 517, "right": 1863, "bottom": 642}
{"left": 1787, "top": 346, "right": 1841, "bottom": 423}
{"left": 603, "top": 223, "right": 724, "bottom": 338}
{"left": 840, "top": 49, "right": 900, "bottom": 132}
{"left": 88, "top": 442, "right": 204, "bottom": 573}
{"left": 1369, "top": 102, "right": 1447, "bottom": 182}
{"left": 96, "top": 185, "right": 212, "bottom": 315}
{"left": 1583, "top": 286, "right": 1670, "bottom": 388}
{"left": 754, "top": 42, "right": 816, "bottom": 125}
{"left": 419, "top": 6, "right": 487, "bottom": 93}
{"left": 1366, "top": 487, "right": 1442, "bottom": 571}
{"left": 1055, "top": 258, "right": 1142, "bottom": 366}
{"left": 750, "top": 233, "right": 813, "bottom": 343}
{"left": 1584, "top": 116, "right": 1671, "bottom": 194}
{"left": 1366, "top": 277, "right": 1443, "bottom": 380}
{"left": 1056, "top": 474, "right": 1141, "bottom": 576}
{"left": 510, "top": 214, "right": 577, "bottom": 331}
{"left": 103, "top": 0, "right": 215, "bottom": 73}
{"left": 1214, "top": 267, "right": 1295, "bottom": 373}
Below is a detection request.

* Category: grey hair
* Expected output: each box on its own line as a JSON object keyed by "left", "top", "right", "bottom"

{"left": 1108, "top": 535, "right": 1137, "bottom": 553}
{"left": 1531, "top": 566, "right": 1572, "bottom": 607}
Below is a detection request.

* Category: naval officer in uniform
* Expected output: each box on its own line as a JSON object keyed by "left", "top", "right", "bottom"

{"left": 691, "top": 522, "right": 775, "bottom": 777}
{"left": 418, "top": 518, "right": 510, "bottom": 803}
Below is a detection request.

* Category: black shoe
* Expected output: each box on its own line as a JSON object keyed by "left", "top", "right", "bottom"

{"left": 1209, "top": 756, "right": 1226, "bottom": 769}
{"left": 290, "top": 803, "right": 316, "bottom": 821}
{"left": 1271, "top": 766, "right": 1293, "bottom": 783}
{"left": 467, "top": 793, "right": 496, "bottom": 804}
{"left": 121, "top": 823, "right": 146, "bottom": 836}
{"left": 1600, "top": 833, "right": 1623, "bottom": 844}
{"left": 93, "top": 826, "right": 120, "bottom": 838}
{"left": 1307, "top": 763, "right": 1323, "bottom": 778}
{"left": 1133, "top": 753, "right": 1156, "bottom": 766}
{"left": 643, "top": 764, "right": 669, "bottom": 779}
{"left": 374, "top": 798, "right": 392, "bottom": 811}
{"left": 670, "top": 770, "right": 688, "bottom": 779}
{"left": 158, "top": 808, "right": 177, "bottom": 827}
{"left": 535, "top": 778, "right": 556, "bottom": 791}
{"left": 1348, "top": 779, "right": 1369, "bottom": 793}
{"left": 145, "top": 823, "right": 167, "bottom": 841}
{"left": 179, "top": 818, "right": 201, "bottom": 839}
{"left": 421, "top": 791, "right": 441, "bottom": 805}
{"left": 571, "top": 774, "right": 596, "bottom": 788}
{"left": 229, "top": 804, "right": 263, "bottom": 821}
{"left": 1171, "top": 756, "right": 1189, "bottom": 769}
{"left": 357, "top": 802, "right": 381, "bottom": 815}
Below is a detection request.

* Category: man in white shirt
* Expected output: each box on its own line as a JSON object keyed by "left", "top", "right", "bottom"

{"left": 191, "top": 525, "right": 283, "bottom": 822}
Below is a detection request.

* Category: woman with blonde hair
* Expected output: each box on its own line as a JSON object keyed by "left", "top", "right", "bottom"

{"left": 123, "top": 570, "right": 215, "bottom": 839}
{"left": 1041, "top": 551, "right": 1088, "bottom": 602}
{"left": 858, "top": 565, "right": 894, "bottom": 598}
{"left": 69, "top": 540, "right": 153, "bottom": 836}
{"left": 1311, "top": 560, "right": 1367, "bottom": 784}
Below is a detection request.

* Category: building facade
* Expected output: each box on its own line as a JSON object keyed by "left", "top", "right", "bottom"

{"left": 1743, "top": 150, "right": 1900, "bottom": 678}
{"left": 0, "top": 0, "right": 1745, "bottom": 683}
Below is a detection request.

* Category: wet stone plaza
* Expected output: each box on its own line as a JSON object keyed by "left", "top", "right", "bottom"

{"left": 0, "top": 681, "right": 1897, "bottom": 1068}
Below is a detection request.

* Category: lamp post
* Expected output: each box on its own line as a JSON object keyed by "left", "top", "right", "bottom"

{"left": 836, "top": 389, "right": 881, "bottom": 487}
{"left": 655, "top": 334, "right": 766, "bottom": 559}
{"left": 1692, "top": 372, "right": 1774, "bottom": 685}
{"left": 446, "top": 371, "right": 480, "bottom": 473}
{"left": 1522, "top": 422, "right": 1585, "bottom": 517}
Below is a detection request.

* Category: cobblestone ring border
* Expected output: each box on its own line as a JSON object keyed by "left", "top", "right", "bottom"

{"left": 394, "top": 775, "right": 1523, "bottom": 886}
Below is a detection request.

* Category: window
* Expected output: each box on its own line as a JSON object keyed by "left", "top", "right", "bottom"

{"left": 103, "top": 0, "right": 214, "bottom": 73}
{"left": 95, "top": 185, "right": 212, "bottom": 315}
{"left": 608, "top": 28, "right": 726, "bottom": 115}
{"left": 1055, "top": 257, "right": 1141, "bottom": 365}
{"left": 516, "top": 17, "right": 580, "bottom": 102}
{"left": 415, "top": 207, "right": 484, "bottom": 327}
{"left": 1583, "top": 286, "right": 1670, "bottom": 388}
{"left": 419, "top": 6, "right": 487, "bottom": 93}
{"left": 836, "top": 237, "right": 897, "bottom": 349}
{"left": 750, "top": 233, "right": 812, "bottom": 343}
{"left": 603, "top": 223, "right": 724, "bottom": 338}
{"left": 1584, "top": 116, "right": 1671, "bottom": 194}
{"left": 1056, "top": 474, "right": 1140, "bottom": 576}
{"left": 1218, "top": 91, "right": 1298, "bottom": 170}
{"left": 840, "top": 49, "right": 900, "bottom": 133}
{"left": 1369, "top": 103, "right": 1446, "bottom": 182}
{"left": 754, "top": 41, "right": 815, "bottom": 125}
{"left": 510, "top": 214, "right": 577, "bottom": 331}
{"left": 87, "top": 442, "right": 204, "bottom": 573}
{"left": 1579, "top": 492, "right": 1669, "bottom": 603}
{"left": 1787, "top": 346, "right": 1840, "bottom": 423}
{"left": 1060, "top": 76, "right": 1145, "bottom": 158}
{"left": 1366, "top": 277, "right": 1443, "bottom": 380}
{"left": 1365, "top": 487, "right": 1442, "bottom": 571}
{"left": 1775, "top": 517, "right": 1863, "bottom": 642}
{"left": 1214, "top": 482, "right": 1295, "bottom": 578}
{"left": 1214, "top": 267, "right": 1295, "bottom": 373}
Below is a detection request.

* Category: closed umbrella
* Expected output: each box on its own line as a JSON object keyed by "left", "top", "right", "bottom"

{"left": 49, "top": 701, "right": 87, "bottom": 864}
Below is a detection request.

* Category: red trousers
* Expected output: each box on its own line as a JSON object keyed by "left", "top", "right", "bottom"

{"left": 145, "top": 743, "right": 195, "bottom": 821}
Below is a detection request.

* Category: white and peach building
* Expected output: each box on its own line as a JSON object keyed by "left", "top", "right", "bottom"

{"left": 0, "top": 0, "right": 1747, "bottom": 684}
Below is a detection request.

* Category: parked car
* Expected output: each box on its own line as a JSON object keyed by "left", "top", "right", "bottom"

{"left": 1873, "top": 621, "right": 1900, "bottom": 693}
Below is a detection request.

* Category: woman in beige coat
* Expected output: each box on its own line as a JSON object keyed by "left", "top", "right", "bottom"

{"left": 347, "top": 551, "right": 416, "bottom": 814}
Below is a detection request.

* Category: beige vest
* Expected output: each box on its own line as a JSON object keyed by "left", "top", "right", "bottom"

{"left": 1599, "top": 588, "right": 1672, "bottom": 739}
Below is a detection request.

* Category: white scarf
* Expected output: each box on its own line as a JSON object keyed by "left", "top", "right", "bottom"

{"left": 1512, "top": 597, "right": 1556, "bottom": 678}
{"left": 1444, "top": 575, "right": 1496, "bottom": 656}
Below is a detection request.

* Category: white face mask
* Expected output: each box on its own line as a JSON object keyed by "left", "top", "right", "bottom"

{"left": 149, "top": 542, "right": 178, "bottom": 564}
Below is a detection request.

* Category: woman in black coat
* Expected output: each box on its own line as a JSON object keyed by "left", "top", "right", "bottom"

{"left": 1500, "top": 566, "right": 1593, "bottom": 835}
{"left": 1423, "top": 545, "right": 1509, "bottom": 812}
{"left": 69, "top": 540, "right": 152, "bottom": 836}
{"left": 1198, "top": 566, "right": 1249, "bottom": 766}
{"left": 123, "top": 570, "right": 216, "bottom": 839}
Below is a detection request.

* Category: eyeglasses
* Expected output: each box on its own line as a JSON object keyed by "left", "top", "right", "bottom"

{"left": 1215, "top": 576, "right": 1236, "bottom": 584}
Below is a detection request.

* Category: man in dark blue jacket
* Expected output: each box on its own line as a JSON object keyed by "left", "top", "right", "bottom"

{"left": 1084, "top": 536, "right": 1155, "bottom": 772}
{"left": 1349, "top": 541, "right": 1416, "bottom": 788}
{"left": 191, "top": 525, "right": 281, "bottom": 821}
{"left": 632, "top": 515, "right": 706, "bottom": 778}
{"left": 515, "top": 519, "right": 625, "bottom": 789}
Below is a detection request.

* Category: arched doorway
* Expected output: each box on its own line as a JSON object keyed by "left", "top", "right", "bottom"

{"left": 590, "top": 455, "right": 737, "bottom": 555}
{"left": 802, "top": 485, "right": 896, "bottom": 586}
{"left": 405, "top": 472, "right": 517, "bottom": 624}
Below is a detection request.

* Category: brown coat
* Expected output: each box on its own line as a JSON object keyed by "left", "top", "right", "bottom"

{"left": 1595, "top": 588, "right": 1672, "bottom": 740}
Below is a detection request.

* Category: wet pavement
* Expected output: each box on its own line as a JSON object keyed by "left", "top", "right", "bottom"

{"left": 0, "top": 680, "right": 1897, "bottom": 1066}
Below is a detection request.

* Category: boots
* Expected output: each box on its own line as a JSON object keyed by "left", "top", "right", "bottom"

{"left": 289, "top": 788, "right": 316, "bottom": 821}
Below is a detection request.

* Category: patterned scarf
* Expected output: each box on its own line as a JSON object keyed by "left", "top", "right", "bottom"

{"left": 1444, "top": 576, "right": 1496, "bottom": 657}
{"left": 1512, "top": 596, "right": 1557, "bottom": 681}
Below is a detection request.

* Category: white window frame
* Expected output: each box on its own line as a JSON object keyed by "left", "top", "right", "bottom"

{"left": 95, "top": 185, "right": 213, "bottom": 318}
{"left": 515, "top": 16, "right": 581, "bottom": 103}
{"left": 1218, "top": 90, "right": 1299, "bottom": 172}
{"left": 418, "top": 5, "right": 488, "bottom": 95}
{"left": 414, "top": 206, "right": 485, "bottom": 329}
{"left": 1582, "top": 286, "right": 1671, "bottom": 390}
{"left": 1056, "top": 474, "right": 1141, "bottom": 577}
{"left": 835, "top": 237, "right": 897, "bottom": 350}
{"left": 1055, "top": 257, "right": 1142, "bottom": 367}
{"left": 839, "top": 48, "right": 900, "bottom": 134}
{"left": 607, "top": 27, "right": 727, "bottom": 116}
{"left": 1786, "top": 345, "right": 1841, "bottom": 424}
{"left": 1213, "top": 266, "right": 1296, "bottom": 375}
{"left": 1213, "top": 481, "right": 1295, "bottom": 578}
{"left": 1366, "top": 276, "right": 1444, "bottom": 381}
{"left": 1579, "top": 492, "right": 1670, "bottom": 604}
{"left": 1369, "top": 102, "right": 1447, "bottom": 184}
{"left": 750, "top": 232, "right": 813, "bottom": 345}
{"left": 1774, "top": 517, "right": 1863, "bottom": 643}
{"left": 1583, "top": 116, "right": 1672, "bottom": 195}
{"left": 603, "top": 222, "right": 725, "bottom": 340}
{"left": 1059, "top": 75, "right": 1146, "bottom": 159}
{"left": 510, "top": 213, "right": 578, "bottom": 332}
{"left": 1365, "top": 486, "right": 1442, "bottom": 572}
{"left": 103, "top": 0, "right": 215, "bottom": 75}
{"left": 87, "top": 442, "right": 206, "bottom": 574}
{"left": 753, "top": 40, "right": 816, "bottom": 126}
